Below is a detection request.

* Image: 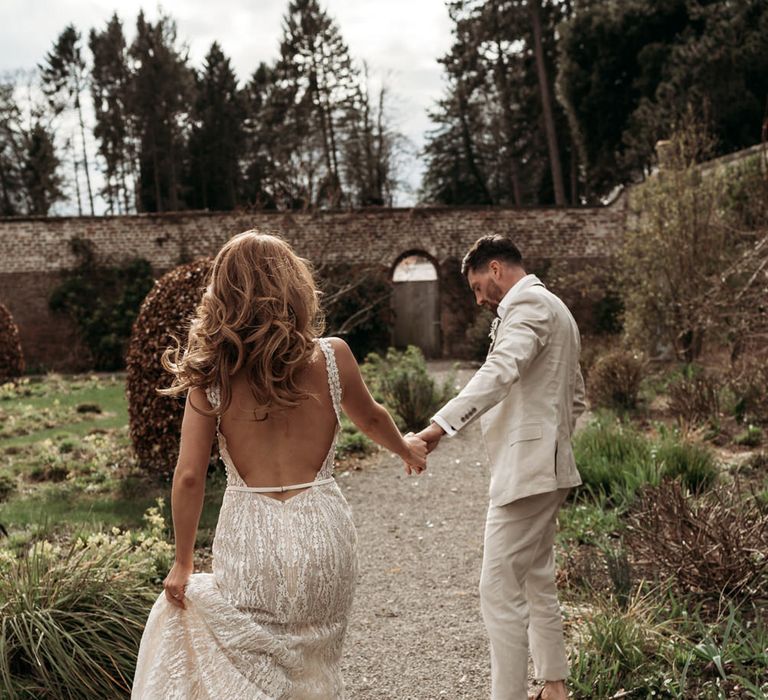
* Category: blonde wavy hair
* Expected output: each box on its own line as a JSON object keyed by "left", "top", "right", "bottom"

{"left": 158, "top": 230, "right": 325, "bottom": 418}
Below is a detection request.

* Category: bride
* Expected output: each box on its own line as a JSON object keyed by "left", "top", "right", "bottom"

{"left": 131, "top": 231, "right": 427, "bottom": 699}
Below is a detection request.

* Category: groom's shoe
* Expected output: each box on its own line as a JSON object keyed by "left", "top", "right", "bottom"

{"left": 529, "top": 680, "right": 568, "bottom": 700}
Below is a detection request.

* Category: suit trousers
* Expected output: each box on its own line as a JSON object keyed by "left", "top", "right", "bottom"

{"left": 479, "top": 487, "right": 570, "bottom": 700}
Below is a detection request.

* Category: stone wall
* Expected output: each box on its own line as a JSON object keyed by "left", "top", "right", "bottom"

{"left": 0, "top": 204, "right": 627, "bottom": 370}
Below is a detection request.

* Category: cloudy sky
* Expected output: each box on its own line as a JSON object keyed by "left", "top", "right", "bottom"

{"left": 0, "top": 0, "right": 455, "bottom": 213}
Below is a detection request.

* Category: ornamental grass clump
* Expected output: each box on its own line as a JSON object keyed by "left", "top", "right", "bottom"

{"left": 0, "top": 499, "right": 172, "bottom": 699}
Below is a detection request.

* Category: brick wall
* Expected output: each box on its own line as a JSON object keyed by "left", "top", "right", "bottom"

{"left": 0, "top": 203, "right": 627, "bottom": 370}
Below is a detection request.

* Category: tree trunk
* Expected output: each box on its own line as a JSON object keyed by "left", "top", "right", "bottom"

{"left": 493, "top": 33, "right": 523, "bottom": 206}
{"left": 75, "top": 93, "right": 94, "bottom": 214}
{"left": 530, "top": 0, "right": 566, "bottom": 206}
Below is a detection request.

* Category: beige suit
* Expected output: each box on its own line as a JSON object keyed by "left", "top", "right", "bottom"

{"left": 433, "top": 274, "right": 586, "bottom": 699}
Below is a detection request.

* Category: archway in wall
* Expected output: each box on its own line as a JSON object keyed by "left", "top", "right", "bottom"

{"left": 390, "top": 251, "right": 441, "bottom": 358}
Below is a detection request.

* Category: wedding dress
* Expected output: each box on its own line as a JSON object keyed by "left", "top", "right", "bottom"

{"left": 131, "top": 338, "right": 359, "bottom": 699}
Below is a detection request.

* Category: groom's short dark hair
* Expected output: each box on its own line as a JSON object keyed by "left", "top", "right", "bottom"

{"left": 461, "top": 235, "right": 523, "bottom": 277}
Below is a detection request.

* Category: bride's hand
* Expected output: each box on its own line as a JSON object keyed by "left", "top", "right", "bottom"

{"left": 401, "top": 433, "right": 428, "bottom": 475}
{"left": 164, "top": 561, "right": 193, "bottom": 609}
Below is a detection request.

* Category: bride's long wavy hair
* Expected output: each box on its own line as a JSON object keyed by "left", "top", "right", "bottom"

{"left": 158, "top": 231, "right": 325, "bottom": 418}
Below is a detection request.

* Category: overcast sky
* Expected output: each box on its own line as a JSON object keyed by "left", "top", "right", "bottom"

{"left": 0, "top": 0, "right": 454, "bottom": 213}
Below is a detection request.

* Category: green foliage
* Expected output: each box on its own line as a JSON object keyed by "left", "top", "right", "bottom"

{"left": 734, "top": 425, "right": 763, "bottom": 448}
{"left": 0, "top": 500, "right": 171, "bottom": 698}
{"left": 464, "top": 307, "right": 496, "bottom": 362}
{"left": 587, "top": 349, "right": 646, "bottom": 411}
{"left": 49, "top": 237, "right": 155, "bottom": 371}
{"left": 653, "top": 439, "right": 718, "bottom": 493}
{"left": 336, "top": 415, "right": 374, "bottom": 457}
{"left": 0, "top": 473, "right": 16, "bottom": 502}
{"left": 0, "top": 303, "right": 25, "bottom": 382}
{"left": 558, "top": 0, "right": 768, "bottom": 200}
{"left": 574, "top": 414, "right": 719, "bottom": 507}
{"left": 361, "top": 346, "right": 456, "bottom": 432}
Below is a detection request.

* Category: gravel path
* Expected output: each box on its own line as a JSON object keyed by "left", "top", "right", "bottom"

{"left": 340, "top": 365, "right": 495, "bottom": 699}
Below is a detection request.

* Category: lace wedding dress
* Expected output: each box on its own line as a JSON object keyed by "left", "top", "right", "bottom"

{"left": 131, "top": 338, "right": 358, "bottom": 699}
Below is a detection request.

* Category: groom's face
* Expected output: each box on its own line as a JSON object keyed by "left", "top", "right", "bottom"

{"left": 467, "top": 264, "right": 505, "bottom": 314}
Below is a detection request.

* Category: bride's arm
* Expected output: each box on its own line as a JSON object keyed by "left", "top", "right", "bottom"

{"left": 165, "top": 387, "right": 216, "bottom": 602}
{"left": 330, "top": 337, "right": 426, "bottom": 474}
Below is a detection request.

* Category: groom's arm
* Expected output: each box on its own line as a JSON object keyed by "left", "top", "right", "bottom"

{"left": 431, "top": 292, "right": 552, "bottom": 436}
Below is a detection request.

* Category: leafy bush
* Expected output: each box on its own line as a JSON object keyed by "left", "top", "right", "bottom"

{"left": 575, "top": 415, "right": 719, "bottom": 505}
{"left": 667, "top": 365, "right": 721, "bottom": 427}
{"left": 0, "top": 499, "right": 172, "bottom": 698}
{"left": 734, "top": 425, "right": 763, "bottom": 448}
{"left": 49, "top": 237, "right": 155, "bottom": 371}
{"left": 588, "top": 349, "right": 645, "bottom": 411}
{"left": 626, "top": 481, "right": 768, "bottom": 599}
{"left": 337, "top": 415, "right": 375, "bottom": 457}
{"left": 464, "top": 307, "right": 496, "bottom": 362}
{"left": 653, "top": 439, "right": 719, "bottom": 493}
{"left": 362, "top": 346, "right": 456, "bottom": 432}
{"left": 0, "top": 303, "right": 24, "bottom": 382}
{"left": 0, "top": 473, "right": 16, "bottom": 502}
{"left": 126, "top": 259, "right": 213, "bottom": 476}
{"left": 574, "top": 415, "right": 657, "bottom": 506}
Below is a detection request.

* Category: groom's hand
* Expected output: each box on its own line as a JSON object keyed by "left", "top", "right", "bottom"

{"left": 416, "top": 422, "right": 445, "bottom": 454}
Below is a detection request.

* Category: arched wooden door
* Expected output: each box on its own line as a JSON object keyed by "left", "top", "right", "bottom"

{"left": 391, "top": 252, "right": 441, "bottom": 358}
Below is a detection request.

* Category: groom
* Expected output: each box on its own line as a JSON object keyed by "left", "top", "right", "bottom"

{"left": 417, "top": 235, "right": 586, "bottom": 700}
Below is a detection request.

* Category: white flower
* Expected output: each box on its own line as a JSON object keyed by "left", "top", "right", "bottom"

{"left": 489, "top": 317, "right": 501, "bottom": 345}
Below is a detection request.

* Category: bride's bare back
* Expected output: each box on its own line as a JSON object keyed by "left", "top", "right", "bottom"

{"left": 213, "top": 341, "right": 339, "bottom": 496}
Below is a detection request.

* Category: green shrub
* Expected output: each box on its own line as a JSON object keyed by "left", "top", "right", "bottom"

{"left": 654, "top": 439, "right": 719, "bottom": 493}
{"left": 49, "top": 237, "right": 155, "bottom": 371}
{"left": 575, "top": 415, "right": 719, "bottom": 506}
{"left": 464, "top": 308, "right": 496, "bottom": 362}
{"left": 588, "top": 349, "right": 646, "bottom": 411}
{"left": 337, "top": 416, "right": 375, "bottom": 457}
{"left": 0, "top": 303, "right": 24, "bottom": 382}
{"left": 729, "top": 360, "right": 768, "bottom": 426}
{"left": 0, "top": 473, "right": 16, "bottom": 502}
{"left": 361, "top": 346, "right": 456, "bottom": 432}
{"left": 0, "top": 499, "right": 172, "bottom": 698}
{"left": 574, "top": 415, "right": 657, "bottom": 506}
{"left": 126, "top": 259, "right": 212, "bottom": 476}
{"left": 734, "top": 424, "right": 763, "bottom": 448}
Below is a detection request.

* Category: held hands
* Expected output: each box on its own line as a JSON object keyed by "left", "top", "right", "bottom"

{"left": 415, "top": 422, "right": 445, "bottom": 454}
{"left": 401, "top": 433, "right": 428, "bottom": 475}
{"left": 163, "top": 560, "right": 193, "bottom": 609}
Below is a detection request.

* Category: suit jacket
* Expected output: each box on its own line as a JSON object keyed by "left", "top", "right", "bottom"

{"left": 436, "top": 275, "right": 586, "bottom": 506}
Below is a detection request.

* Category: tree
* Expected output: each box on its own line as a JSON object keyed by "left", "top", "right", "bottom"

{"left": 128, "top": 11, "right": 194, "bottom": 212}
{"left": 422, "top": 0, "right": 575, "bottom": 206}
{"left": 0, "top": 77, "right": 63, "bottom": 215}
{"left": 39, "top": 24, "right": 95, "bottom": 215}
{"left": 619, "top": 110, "right": 761, "bottom": 362}
{"left": 89, "top": 13, "right": 136, "bottom": 213}
{"left": 558, "top": 0, "right": 768, "bottom": 201}
{"left": 185, "top": 42, "right": 246, "bottom": 211}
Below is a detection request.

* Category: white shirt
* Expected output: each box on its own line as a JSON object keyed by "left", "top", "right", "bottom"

{"left": 431, "top": 274, "right": 534, "bottom": 437}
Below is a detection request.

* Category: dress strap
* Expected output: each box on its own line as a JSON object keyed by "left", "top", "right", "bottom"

{"left": 317, "top": 338, "right": 342, "bottom": 422}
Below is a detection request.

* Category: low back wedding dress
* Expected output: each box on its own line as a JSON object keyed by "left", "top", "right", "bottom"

{"left": 131, "top": 338, "right": 359, "bottom": 699}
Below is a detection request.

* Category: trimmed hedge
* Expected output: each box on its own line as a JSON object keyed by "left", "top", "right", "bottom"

{"left": 126, "top": 259, "right": 213, "bottom": 477}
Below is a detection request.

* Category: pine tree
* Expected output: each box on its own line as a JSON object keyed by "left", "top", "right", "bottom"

{"left": 186, "top": 42, "right": 246, "bottom": 211}
{"left": 128, "top": 11, "right": 194, "bottom": 212}
{"left": 89, "top": 13, "right": 136, "bottom": 213}
{"left": 21, "top": 120, "right": 64, "bottom": 215}
{"left": 39, "top": 25, "right": 95, "bottom": 215}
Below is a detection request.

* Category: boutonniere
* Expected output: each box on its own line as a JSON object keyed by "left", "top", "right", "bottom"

{"left": 489, "top": 317, "right": 501, "bottom": 345}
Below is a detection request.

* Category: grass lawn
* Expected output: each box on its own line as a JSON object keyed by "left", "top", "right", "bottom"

{"left": 0, "top": 373, "right": 225, "bottom": 548}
